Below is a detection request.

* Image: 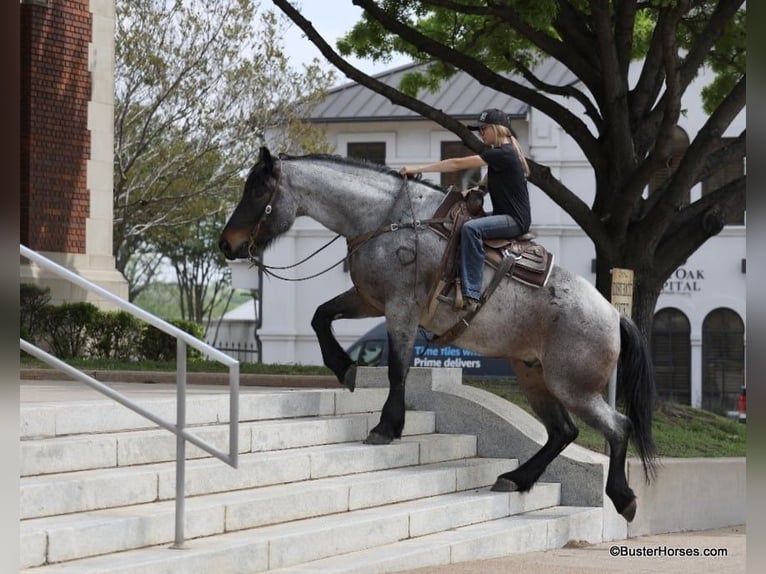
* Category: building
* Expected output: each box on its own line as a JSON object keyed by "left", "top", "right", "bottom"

{"left": 228, "top": 60, "right": 745, "bottom": 414}
{"left": 20, "top": 0, "right": 127, "bottom": 306}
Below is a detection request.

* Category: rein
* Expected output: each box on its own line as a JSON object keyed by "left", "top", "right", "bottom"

{"left": 245, "top": 166, "right": 444, "bottom": 282}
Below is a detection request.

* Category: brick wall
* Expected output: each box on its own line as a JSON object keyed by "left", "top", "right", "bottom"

{"left": 21, "top": 0, "right": 92, "bottom": 253}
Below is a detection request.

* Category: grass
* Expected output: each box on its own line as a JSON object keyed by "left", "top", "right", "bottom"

{"left": 21, "top": 357, "right": 745, "bottom": 457}
{"left": 465, "top": 378, "right": 746, "bottom": 458}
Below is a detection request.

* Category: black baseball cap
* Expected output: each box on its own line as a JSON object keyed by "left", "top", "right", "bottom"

{"left": 467, "top": 108, "right": 513, "bottom": 131}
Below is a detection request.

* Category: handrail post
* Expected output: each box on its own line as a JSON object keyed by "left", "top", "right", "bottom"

{"left": 172, "top": 339, "right": 187, "bottom": 549}
{"left": 230, "top": 361, "right": 240, "bottom": 464}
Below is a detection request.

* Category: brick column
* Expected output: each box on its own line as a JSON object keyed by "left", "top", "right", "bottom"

{"left": 20, "top": 0, "right": 127, "bottom": 307}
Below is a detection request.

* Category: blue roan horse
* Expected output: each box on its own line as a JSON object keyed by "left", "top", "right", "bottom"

{"left": 220, "top": 147, "right": 657, "bottom": 522}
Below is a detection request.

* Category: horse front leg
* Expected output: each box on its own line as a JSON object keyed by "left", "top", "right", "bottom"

{"left": 365, "top": 308, "right": 420, "bottom": 445}
{"left": 311, "top": 288, "right": 380, "bottom": 392}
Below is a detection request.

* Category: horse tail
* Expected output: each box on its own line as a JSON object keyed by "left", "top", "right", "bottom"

{"left": 618, "top": 314, "right": 658, "bottom": 483}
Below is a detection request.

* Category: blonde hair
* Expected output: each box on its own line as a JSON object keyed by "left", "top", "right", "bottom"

{"left": 488, "top": 124, "right": 530, "bottom": 177}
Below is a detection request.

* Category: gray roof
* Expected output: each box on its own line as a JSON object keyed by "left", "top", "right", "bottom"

{"left": 307, "top": 59, "right": 577, "bottom": 123}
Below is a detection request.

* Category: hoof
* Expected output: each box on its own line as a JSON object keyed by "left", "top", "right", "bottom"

{"left": 620, "top": 498, "right": 637, "bottom": 522}
{"left": 342, "top": 365, "right": 357, "bottom": 392}
{"left": 364, "top": 431, "right": 393, "bottom": 445}
{"left": 490, "top": 478, "right": 520, "bottom": 492}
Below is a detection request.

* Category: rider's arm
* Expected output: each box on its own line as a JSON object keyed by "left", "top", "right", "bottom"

{"left": 400, "top": 155, "right": 486, "bottom": 176}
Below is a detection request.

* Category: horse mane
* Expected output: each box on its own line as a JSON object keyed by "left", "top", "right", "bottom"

{"left": 281, "top": 153, "right": 445, "bottom": 193}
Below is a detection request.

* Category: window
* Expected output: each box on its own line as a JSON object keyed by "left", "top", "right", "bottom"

{"left": 652, "top": 308, "right": 691, "bottom": 405}
{"left": 649, "top": 126, "right": 690, "bottom": 206}
{"left": 702, "top": 137, "right": 746, "bottom": 225}
{"left": 702, "top": 308, "right": 745, "bottom": 415}
{"left": 440, "top": 141, "right": 482, "bottom": 191}
{"left": 347, "top": 142, "right": 386, "bottom": 166}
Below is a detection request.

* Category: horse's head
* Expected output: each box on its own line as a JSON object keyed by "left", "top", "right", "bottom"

{"left": 219, "top": 146, "right": 297, "bottom": 260}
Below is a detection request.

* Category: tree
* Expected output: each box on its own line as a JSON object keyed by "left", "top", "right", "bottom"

{"left": 114, "top": 0, "right": 336, "bottom": 300}
{"left": 271, "top": 0, "right": 745, "bottom": 341}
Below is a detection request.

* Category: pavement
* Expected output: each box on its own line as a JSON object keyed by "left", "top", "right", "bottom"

{"left": 20, "top": 379, "right": 748, "bottom": 573}
{"left": 395, "top": 525, "right": 746, "bottom": 573}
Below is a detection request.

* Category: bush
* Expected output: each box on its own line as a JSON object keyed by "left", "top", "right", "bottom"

{"left": 43, "top": 302, "right": 100, "bottom": 359}
{"left": 90, "top": 311, "right": 143, "bottom": 361}
{"left": 20, "top": 283, "right": 51, "bottom": 344}
{"left": 139, "top": 319, "right": 205, "bottom": 362}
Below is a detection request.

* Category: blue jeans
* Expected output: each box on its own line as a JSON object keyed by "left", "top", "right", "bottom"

{"left": 460, "top": 214, "right": 524, "bottom": 300}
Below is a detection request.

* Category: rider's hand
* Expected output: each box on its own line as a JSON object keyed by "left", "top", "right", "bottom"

{"left": 399, "top": 167, "right": 409, "bottom": 175}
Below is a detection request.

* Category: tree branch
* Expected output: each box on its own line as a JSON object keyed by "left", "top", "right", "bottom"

{"left": 654, "top": 175, "right": 745, "bottom": 279}
{"left": 512, "top": 59, "right": 603, "bottom": 130}
{"left": 634, "top": 0, "right": 743, "bottom": 156}
{"left": 641, "top": 75, "right": 745, "bottom": 245}
{"left": 629, "top": 10, "right": 668, "bottom": 136}
{"left": 527, "top": 159, "right": 612, "bottom": 254}
{"left": 348, "top": 0, "right": 603, "bottom": 167}
{"left": 553, "top": 1, "right": 602, "bottom": 94}
{"left": 679, "top": 0, "right": 745, "bottom": 91}
{"left": 617, "top": 2, "right": 688, "bottom": 222}
{"left": 272, "top": 0, "right": 480, "bottom": 145}
{"left": 419, "top": 0, "right": 601, "bottom": 91}
{"left": 614, "top": 0, "right": 638, "bottom": 80}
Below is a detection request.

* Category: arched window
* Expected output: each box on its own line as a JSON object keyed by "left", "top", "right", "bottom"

{"left": 649, "top": 126, "right": 691, "bottom": 206}
{"left": 702, "top": 308, "right": 745, "bottom": 415}
{"left": 652, "top": 308, "right": 691, "bottom": 405}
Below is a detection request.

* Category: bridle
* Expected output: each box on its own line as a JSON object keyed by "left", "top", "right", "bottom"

{"left": 244, "top": 158, "right": 346, "bottom": 281}
{"left": 246, "top": 159, "right": 283, "bottom": 261}
{"left": 243, "top": 166, "right": 439, "bottom": 283}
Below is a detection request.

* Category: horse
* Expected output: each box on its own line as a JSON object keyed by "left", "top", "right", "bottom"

{"left": 219, "top": 146, "right": 657, "bottom": 522}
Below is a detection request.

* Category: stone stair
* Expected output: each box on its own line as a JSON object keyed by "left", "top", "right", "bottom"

{"left": 20, "top": 385, "right": 603, "bottom": 573}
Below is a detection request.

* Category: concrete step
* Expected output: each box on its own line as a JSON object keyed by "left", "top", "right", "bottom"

{"left": 270, "top": 506, "right": 604, "bottom": 574}
{"left": 20, "top": 458, "right": 522, "bottom": 567}
{"left": 20, "top": 388, "right": 391, "bottom": 439}
{"left": 21, "top": 483, "right": 565, "bottom": 572}
{"left": 20, "top": 431, "right": 476, "bottom": 519}
{"left": 20, "top": 410, "right": 436, "bottom": 476}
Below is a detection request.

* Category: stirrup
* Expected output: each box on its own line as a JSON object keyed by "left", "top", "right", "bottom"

{"left": 437, "top": 294, "right": 479, "bottom": 312}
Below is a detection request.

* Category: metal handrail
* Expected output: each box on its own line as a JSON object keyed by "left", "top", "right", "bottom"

{"left": 19, "top": 244, "right": 240, "bottom": 548}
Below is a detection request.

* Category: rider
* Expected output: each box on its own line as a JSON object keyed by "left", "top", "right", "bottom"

{"left": 400, "top": 108, "right": 531, "bottom": 312}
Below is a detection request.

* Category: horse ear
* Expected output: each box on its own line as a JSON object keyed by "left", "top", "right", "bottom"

{"left": 258, "top": 146, "right": 274, "bottom": 173}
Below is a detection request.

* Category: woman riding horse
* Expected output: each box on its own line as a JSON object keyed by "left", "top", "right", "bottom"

{"left": 400, "top": 109, "right": 531, "bottom": 314}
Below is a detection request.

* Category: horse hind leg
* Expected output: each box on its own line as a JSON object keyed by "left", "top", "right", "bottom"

{"left": 310, "top": 288, "right": 380, "bottom": 392}
{"left": 567, "top": 397, "right": 637, "bottom": 521}
{"left": 492, "top": 360, "right": 579, "bottom": 493}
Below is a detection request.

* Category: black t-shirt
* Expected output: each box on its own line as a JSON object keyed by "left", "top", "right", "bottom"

{"left": 480, "top": 144, "right": 531, "bottom": 232}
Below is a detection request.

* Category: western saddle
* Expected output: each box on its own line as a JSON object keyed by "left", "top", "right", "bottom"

{"left": 421, "top": 188, "right": 555, "bottom": 340}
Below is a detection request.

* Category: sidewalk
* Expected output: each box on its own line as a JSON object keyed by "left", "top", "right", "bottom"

{"left": 397, "top": 525, "right": 746, "bottom": 574}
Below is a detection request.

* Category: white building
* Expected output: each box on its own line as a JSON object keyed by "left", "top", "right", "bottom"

{"left": 230, "top": 60, "right": 745, "bottom": 414}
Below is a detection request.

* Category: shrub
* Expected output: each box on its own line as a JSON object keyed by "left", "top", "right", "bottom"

{"left": 20, "top": 283, "right": 51, "bottom": 344}
{"left": 90, "top": 311, "right": 143, "bottom": 361}
{"left": 43, "top": 302, "right": 100, "bottom": 359}
{"left": 139, "top": 319, "right": 205, "bottom": 362}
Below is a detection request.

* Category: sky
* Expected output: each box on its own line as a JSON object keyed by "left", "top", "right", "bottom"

{"left": 278, "top": 1, "right": 412, "bottom": 84}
